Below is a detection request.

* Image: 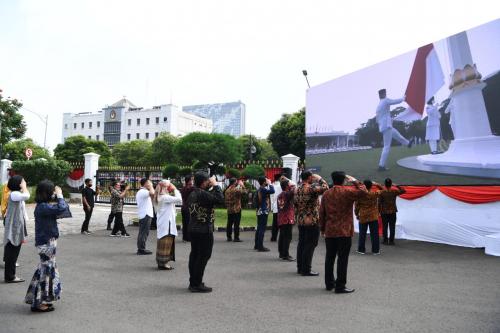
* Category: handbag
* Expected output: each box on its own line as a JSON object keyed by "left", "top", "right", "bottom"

{"left": 56, "top": 204, "right": 73, "bottom": 219}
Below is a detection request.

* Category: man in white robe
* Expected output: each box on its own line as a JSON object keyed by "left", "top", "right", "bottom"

{"left": 425, "top": 97, "right": 441, "bottom": 154}
{"left": 375, "top": 89, "right": 414, "bottom": 171}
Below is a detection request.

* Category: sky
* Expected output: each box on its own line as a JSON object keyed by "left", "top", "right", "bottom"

{"left": 1, "top": 0, "right": 499, "bottom": 152}
{"left": 306, "top": 19, "right": 500, "bottom": 134}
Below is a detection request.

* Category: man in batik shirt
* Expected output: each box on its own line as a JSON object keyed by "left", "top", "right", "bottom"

{"left": 378, "top": 178, "right": 406, "bottom": 245}
{"left": 319, "top": 171, "right": 367, "bottom": 294}
{"left": 224, "top": 178, "right": 246, "bottom": 242}
{"left": 294, "top": 171, "right": 328, "bottom": 276}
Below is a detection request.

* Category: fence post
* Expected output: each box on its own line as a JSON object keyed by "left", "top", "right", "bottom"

{"left": 0, "top": 159, "right": 12, "bottom": 185}
{"left": 281, "top": 154, "right": 300, "bottom": 183}
{"left": 84, "top": 153, "right": 100, "bottom": 191}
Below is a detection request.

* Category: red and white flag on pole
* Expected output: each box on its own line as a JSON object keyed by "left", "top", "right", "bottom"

{"left": 395, "top": 43, "right": 444, "bottom": 123}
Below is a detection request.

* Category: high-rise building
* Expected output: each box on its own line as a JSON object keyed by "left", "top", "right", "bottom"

{"left": 183, "top": 101, "right": 245, "bottom": 137}
{"left": 62, "top": 98, "right": 213, "bottom": 146}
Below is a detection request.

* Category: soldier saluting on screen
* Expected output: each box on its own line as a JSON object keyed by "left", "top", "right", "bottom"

{"left": 375, "top": 89, "right": 414, "bottom": 171}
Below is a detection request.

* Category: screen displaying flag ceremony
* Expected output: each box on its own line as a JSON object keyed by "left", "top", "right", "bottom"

{"left": 306, "top": 19, "right": 500, "bottom": 186}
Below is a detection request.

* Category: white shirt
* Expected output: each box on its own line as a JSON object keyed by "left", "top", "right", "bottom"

{"left": 426, "top": 105, "right": 441, "bottom": 127}
{"left": 376, "top": 97, "right": 404, "bottom": 132}
{"left": 156, "top": 189, "right": 182, "bottom": 238}
{"left": 270, "top": 181, "right": 282, "bottom": 214}
{"left": 136, "top": 188, "right": 154, "bottom": 219}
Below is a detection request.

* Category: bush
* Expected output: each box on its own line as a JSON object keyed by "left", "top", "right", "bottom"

{"left": 163, "top": 164, "right": 180, "bottom": 179}
{"left": 179, "top": 167, "right": 193, "bottom": 177}
{"left": 192, "top": 161, "right": 207, "bottom": 171}
{"left": 242, "top": 164, "right": 265, "bottom": 180}
{"left": 226, "top": 168, "right": 241, "bottom": 179}
{"left": 12, "top": 159, "right": 72, "bottom": 187}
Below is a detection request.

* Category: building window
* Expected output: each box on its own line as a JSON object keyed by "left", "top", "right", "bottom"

{"left": 136, "top": 133, "right": 140, "bottom": 139}
{"left": 73, "top": 123, "right": 77, "bottom": 129}
{"left": 137, "top": 118, "right": 140, "bottom": 125}
{"left": 146, "top": 118, "right": 150, "bottom": 125}
{"left": 81, "top": 122, "right": 85, "bottom": 129}
{"left": 155, "top": 117, "right": 159, "bottom": 124}
{"left": 64, "top": 124, "right": 68, "bottom": 129}
{"left": 127, "top": 134, "right": 131, "bottom": 141}
{"left": 88, "top": 136, "right": 91, "bottom": 139}
{"left": 89, "top": 122, "right": 92, "bottom": 129}
{"left": 96, "top": 135, "right": 100, "bottom": 141}
{"left": 145, "top": 133, "right": 149, "bottom": 139}
{"left": 163, "top": 117, "right": 167, "bottom": 122}
{"left": 128, "top": 119, "right": 131, "bottom": 126}
{"left": 97, "top": 121, "right": 101, "bottom": 128}
{"left": 155, "top": 132, "right": 159, "bottom": 138}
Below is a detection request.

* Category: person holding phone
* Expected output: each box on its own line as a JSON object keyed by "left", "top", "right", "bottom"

{"left": 25, "top": 180, "right": 67, "bottom": 312}
{"left": 187, "top": 172, "right": 224, "bottom": 293}
{"left": 3, "top": 175, "right": 30, "bottom": 283}
{"left": 224, "top": 178, "right": 246, "bottom": 242}
{"left": 254, "top": 176, "right": 275, "bottom": 252}
{"left": 109, "top": 181, "right": 130, "bottom": 237}
{"left": 136, "top": 178, "right": 155, "bottom": 255}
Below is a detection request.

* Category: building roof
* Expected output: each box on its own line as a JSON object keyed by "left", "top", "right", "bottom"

{"left": 111, "top": 98, "right": 137, "bottom": 108}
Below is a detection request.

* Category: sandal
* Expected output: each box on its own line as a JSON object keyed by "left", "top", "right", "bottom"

{"left": 31, "top": 306, "right": 55, "bottom": 313}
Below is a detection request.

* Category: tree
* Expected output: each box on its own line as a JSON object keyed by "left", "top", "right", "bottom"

{"left": 112, "top": 140, "right": 153, "bottom": 166}
{"left": 53, "top": 135, "right": 114, "bottom": 166}
{"left": 12, "top": 158, "right": 72, "bottom": 186}
{"left": 237, "top": 135, "right": 263, "bottom": 160}
{"left": 174, "top": 133, "right": 241, "bottom": 166}
{"left": 268, "top": 108, "right": 305, "bottom": 160}
{"left": 150, "top": 133, "right": 178, "bottom": 165}
{"left": 242, "top": 164, "right": 265, "bottom": 179}
{"left": 163, "top": 164, "right": 180, "bottom": 179}
{"left": 258, "top": 139, "right": 279, "bottom": 160}
{"left": 4, "top": 138, "right": 50, "bottom": 161}
{"left": 0, "top": 91, "right": 27, "bottom": 148}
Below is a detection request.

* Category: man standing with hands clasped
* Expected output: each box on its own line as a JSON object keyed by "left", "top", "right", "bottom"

{"left": 81, "top": 178, "right": 98, "bottom": 235}
{"left": 136, "top": 178, "right": 155, "bottom": 255}
{"left": 320, "top": 171, "right": 367, "bottom": 294}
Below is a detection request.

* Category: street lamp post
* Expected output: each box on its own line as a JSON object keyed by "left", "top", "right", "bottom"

{"left": 21, "top": 107, "right": 49, "bottom": 149}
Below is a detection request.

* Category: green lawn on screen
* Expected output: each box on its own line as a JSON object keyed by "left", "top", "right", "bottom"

{"left": 306, "top": 144, "right": 499, "bottom": 185}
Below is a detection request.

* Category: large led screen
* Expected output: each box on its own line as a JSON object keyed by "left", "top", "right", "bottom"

{"left": 306, "top": 19, "right": 500, "bottom": 185}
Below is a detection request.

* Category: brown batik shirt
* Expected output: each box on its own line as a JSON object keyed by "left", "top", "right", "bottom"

{"left": 319, "top": 185, "right": 367, "bottom": 238}
{"left": 354, "top": 190, "right": 381, "bottom": 224}
{"left": 224, "top": 185, "right": 246, "bottom": 214}
{"left": 378, "top": 187, "right": 406, "bottom": 215}
{"left": 294, "top": 178, "right": 329, "bottom": 227}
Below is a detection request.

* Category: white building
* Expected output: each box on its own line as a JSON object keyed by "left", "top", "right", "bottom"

{"left": 62, "top": 98, "right": 213, "bottom": 146}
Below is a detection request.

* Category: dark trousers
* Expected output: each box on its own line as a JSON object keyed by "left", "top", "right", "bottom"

{"left": 181, "top": 209, "right": 190, "bottom": 242}
{"left": 4, "top": 241, "right": 22, "bottom": 281}
{"left": 278, "top": 224, "right": 293, "bottom": 258}
{"left": 254, "top": 214, "right": 269, "bottom": 250}
{"left": 137, "top": 215, "right": 152, "bottom": 251}
{"left": 270, "top": 213, "right": 279, "bottom": 241}
{"left": 111, "top": 212, "right": 127, "bottom": 235}
{"left": 107, "top": 212, "right": 115, "bottom": 229}
{"left": 382, "top": 213, "right": 397, "bottom": 242}
{"left": 81, "top": 206, "right": 93, "bottom": 232}
{"left": 189, "top": 232, "right": 214, "bottom": 287}
{"left": 325, "top": 237, "right": 352, "bottom": 290}
{"left": 358, "top": 221, "right": 380, "bottom": 253}
{"left": 296, "top": 225, "right": 320, "bottom": 274}
{"left": 226, "top": 212, "right": 241, "bottom": 240}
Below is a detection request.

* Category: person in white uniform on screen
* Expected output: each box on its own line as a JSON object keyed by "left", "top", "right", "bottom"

{"left": 425, "top": 97, "right": 441, "bottom": 154}
{"left": 375, "top": 89, "right": 414, "bottom": 171}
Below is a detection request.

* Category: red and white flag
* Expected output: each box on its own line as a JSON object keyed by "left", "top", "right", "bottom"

{"left": 395, "top": 43, "right": 444, "bottom": 122}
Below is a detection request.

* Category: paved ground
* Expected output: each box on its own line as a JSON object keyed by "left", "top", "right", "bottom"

{"left": 0, "top": 207, "right": 499, "bottom": 332}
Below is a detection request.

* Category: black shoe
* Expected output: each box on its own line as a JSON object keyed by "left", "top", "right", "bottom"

{"left": 270, "top": 239, "right": 277, "bottom": 242}
{"left": 5, "top": 277, "right": 25, "bottom": 283}
{"left": 301, "top": 271, "right": 320, "bottom": 276}
{"left": 389, "top": 241, "right": 395, "bottom": 246}
{"left": 233, "top": 239, "right": 243, "bottom": 242}
{"left": 31, "top": 306, "right": 55, "bottom": 312}
{"left": 137, "top": 249, "right": 153, "bottom": 255}
{"left": 257, "top": 247, "right": 270, "bottom": 252}
{"left": 106, "top": 225, "right": 112, "bottom": 231}
{"left": 284, "top": 256, "right": 295, "bottom": 262}
{"left": 335, "top": 287, "right": 355, "bottom": 294}
{"left": 382, "top": 240, "right": 389, "bottom": 245}
{"left": 189, "top": 284, "right": 212, "bottom": 293}
{"left": 325, "top": 285, "right": 336, "bottom": 291}
{"left": 227, "top": 238, "right": 232, "bottom": 242}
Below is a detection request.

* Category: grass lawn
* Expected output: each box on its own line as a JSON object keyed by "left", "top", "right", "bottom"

{"left": 306, "top": 144, "right": 500, "bottom": 185}
{"left": 214, "top": 208, "right": 258, "bottom": 228}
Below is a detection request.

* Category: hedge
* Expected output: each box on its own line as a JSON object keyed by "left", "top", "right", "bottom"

{"left": 12, "top": 159, "right": 72, "bottom": 187}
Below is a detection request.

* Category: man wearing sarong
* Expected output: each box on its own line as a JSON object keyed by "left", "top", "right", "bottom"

{"left": 154, "top": 180, "right": 182, "bottom": 270}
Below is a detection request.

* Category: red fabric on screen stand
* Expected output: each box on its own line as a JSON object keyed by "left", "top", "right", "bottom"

{"left": 437, "top": 186, "right": 500, "bottom": 204}
{"left": 399, "top": 186, "right": 437, "bottom": 200}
